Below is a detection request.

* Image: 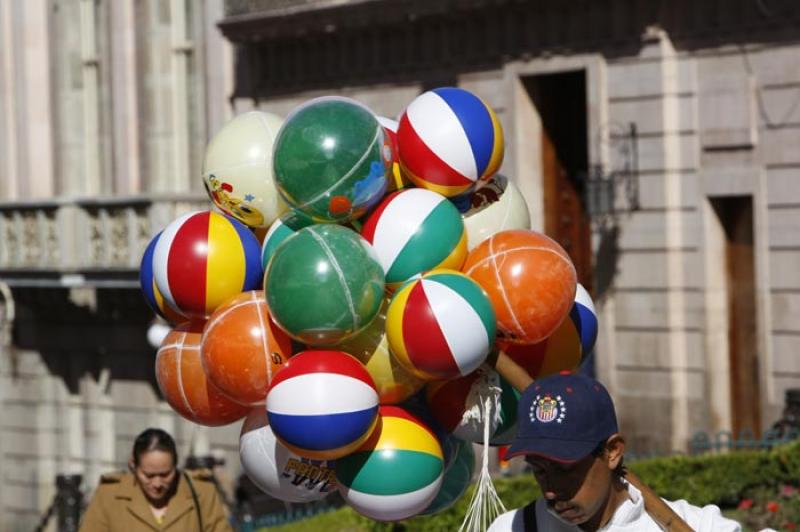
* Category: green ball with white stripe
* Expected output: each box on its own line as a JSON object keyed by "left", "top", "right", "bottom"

{"left": 260, "top": 210, "right": 315, "bottom": 270}
{"left": 265, "top": 224, "right": 385, "bottom": 345}
{"left": 273, "top": 97, "right": 391, "bottom": 222}
{"left": 361, "top": 188, "right": 468, "bottom": 290}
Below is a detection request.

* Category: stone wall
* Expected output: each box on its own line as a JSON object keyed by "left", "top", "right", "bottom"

{"left": 2, "top": 0, "right": 800, "bottom": 528}
{"left": 0, "top": 0, "right": 234, "bottom": 527}
{"left": 237, "top": 28, "right": 800, "bottom": 457}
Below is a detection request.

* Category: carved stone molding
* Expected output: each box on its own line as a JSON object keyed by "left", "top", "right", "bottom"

{"left": 0, "top": 209, "right": 59, "bottom": 268}
{"left": 0, "top": 195, "right": 209, "bottom": 274}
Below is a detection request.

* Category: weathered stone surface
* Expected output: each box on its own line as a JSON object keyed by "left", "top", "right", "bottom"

{"left": 4, "top": 1, "right": 800, "bottom": 526}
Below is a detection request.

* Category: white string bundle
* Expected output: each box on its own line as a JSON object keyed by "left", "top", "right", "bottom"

{"left": 458, "top": 367, "right": 507, "bottom": 532}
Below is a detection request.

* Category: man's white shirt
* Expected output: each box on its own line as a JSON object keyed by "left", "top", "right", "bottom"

{"left": 488, "top": 482, "right": 741, "bottom": 532}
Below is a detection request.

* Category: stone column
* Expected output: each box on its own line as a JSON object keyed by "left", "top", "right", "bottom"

{"left": 109, "top": 0, "right": 141, "bottom": 194}
{"left": 606, "top": 26, "right": 701, "bottom": 453}
{"left": 82, "top": 369, "right": 115, "bottom": 493}
{"left": 203, "top": 0, "right": 235, "bottom": 141}
{"left": 0, "top": 1, "right": 20, "bottom": 199}
{"left": 170, "top": 0, "right": 192, "bottom": 192}
{"left": 22, "top": 0, "right": 55, "bottom": 199}
{"left": 645, "top": 27, "right": 692, "bottom": 452}
{"left": 80, "top": 0, "right": 102, "bottom": 196}
{"left": 1, "top": 1, "right": 55, "bottom": 199}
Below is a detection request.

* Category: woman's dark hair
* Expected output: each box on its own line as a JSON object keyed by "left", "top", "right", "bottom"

{"left": 132, "top": 428, "right": 178, "bottom": 467}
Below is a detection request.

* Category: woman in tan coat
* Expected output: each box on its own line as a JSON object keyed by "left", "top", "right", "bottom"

{"left": 79, "top": 428, "right": 233, "bottom": 532}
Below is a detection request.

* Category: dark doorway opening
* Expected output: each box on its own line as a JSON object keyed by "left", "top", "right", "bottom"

{"left": 522, "top": 70, "right": 593, "bottom": 377}
{"left": 710, "top": 195, "right": 760, "bottom": 437}
{"left": 522, "top": 70, "right": 592, "bottom": 293}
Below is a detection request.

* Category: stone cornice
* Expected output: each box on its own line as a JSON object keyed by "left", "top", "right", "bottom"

{"left": 220, "top": 0, "right": 502, "bottom": 41}
{"left": 0, "top": 192, "right": 207, "bottom": 211}
{"left": 220, "top": 0, "right": 800, "bottom": 99}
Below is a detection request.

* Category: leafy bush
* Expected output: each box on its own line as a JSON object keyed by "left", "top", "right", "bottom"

{"left": 629, "top": 450, "right": 785, "bottom": 507}
{"left": 269, "top": 440, "right": 800, "bottom": 532}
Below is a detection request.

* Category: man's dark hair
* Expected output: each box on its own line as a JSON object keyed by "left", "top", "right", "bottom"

{"left": 591, "top": 439, "right": 625, "bottom": 476}
{"left": 132, "top": 428, "right": 178, "bottom": 467}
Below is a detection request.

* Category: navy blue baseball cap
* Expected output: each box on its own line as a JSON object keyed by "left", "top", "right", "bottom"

{"left": 506, "top": 371, "right": 618, "bottom": 463}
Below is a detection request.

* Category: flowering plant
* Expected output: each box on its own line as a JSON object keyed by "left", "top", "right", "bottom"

{"left": 728, "top": 484, "right": 800, "bottom": 531}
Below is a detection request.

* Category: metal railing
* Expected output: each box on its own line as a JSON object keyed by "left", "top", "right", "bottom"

{"left": 34, "top": 475, "right": 84, "bottom": 532}
{"left": 688, "top": 427, "right": 800, "bottom": 455}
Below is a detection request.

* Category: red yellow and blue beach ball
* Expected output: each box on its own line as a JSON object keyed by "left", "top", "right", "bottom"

{"left": 397, "top": 87, "right": 504, "bottom": 197}
{"left": 266, "top": 350, "right": 380, "bottom": 461}
{"left": 361, "top": 188, "right": 467, "bottom": 290}
{"left": 386, "top": 269, "right": 496, "bottom": 381}
{"left": 152, "top": 211, "right": 263, "bottom": 320}
{"left": 336, "top": 406, "right": 444, "bottom": 521}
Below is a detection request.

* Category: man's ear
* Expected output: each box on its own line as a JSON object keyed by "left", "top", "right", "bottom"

{"left": 128, "top": 458, "right": 135, "bottom": 473}
{"left": 604, "top": 434, "right": 625, "bottom": 470}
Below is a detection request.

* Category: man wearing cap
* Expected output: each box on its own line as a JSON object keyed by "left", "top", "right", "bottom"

{"left": 488, "top": 372, "right": 741, "bottom": 531}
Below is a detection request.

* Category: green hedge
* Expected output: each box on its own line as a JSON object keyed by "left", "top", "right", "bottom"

{"left": 270, "top": 439, "right": 800, "bottom": 532}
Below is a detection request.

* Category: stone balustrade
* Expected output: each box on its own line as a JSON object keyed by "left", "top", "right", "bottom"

{"left": 0, "top": 194, "right": 210, "bottom": 274}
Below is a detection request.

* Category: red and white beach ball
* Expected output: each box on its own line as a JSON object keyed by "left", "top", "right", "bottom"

{"left": 386, "top": 270, "right": 496, "bottom": 381}
{"left": 377, "top": 116, "right": 410, "bottom": 192}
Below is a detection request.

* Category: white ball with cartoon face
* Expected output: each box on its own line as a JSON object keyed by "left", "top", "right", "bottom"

{"left": 202, "top": 111, "right": 288, "bottom": 228}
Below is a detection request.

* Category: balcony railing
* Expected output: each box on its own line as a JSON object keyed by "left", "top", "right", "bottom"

{"left": 0, "top": 194, "right": 210, "bottom": 276}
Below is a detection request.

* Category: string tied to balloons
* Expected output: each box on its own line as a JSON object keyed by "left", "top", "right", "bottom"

{"left": 460, "top": 366, "right": 504, "bottom": 433}
{"left": 459, "top": 365, "right": 507, "bottom": 532}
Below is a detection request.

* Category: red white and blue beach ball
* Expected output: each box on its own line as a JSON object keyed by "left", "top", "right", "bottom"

{"left": 266, "top": 350, "right": 380, "bottom": 461}
{"left": 152, "top": 211, "right": 263, "bottom": 320}
{"left": 397, "top": 87, "right": 504, "bottom": 198}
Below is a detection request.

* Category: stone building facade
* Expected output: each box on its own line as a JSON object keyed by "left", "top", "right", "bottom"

{"left": 221, "top": 0, "right": 800, "bottom": 453}
{"left": 0, "top": 1, "right": 240, "bottom": 529}
{"left": 1, "top": 0, "right": 800, "bottom": 529}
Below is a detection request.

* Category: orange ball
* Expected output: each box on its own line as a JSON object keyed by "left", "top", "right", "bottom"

{"left": 156, "top": 322, "right": 249, "bottom": 426}
{"left": 201, "top": 291, "right": 293, "bottom": 406}
{"left": 462, "top": 230, "right": 576, "bottom": 344}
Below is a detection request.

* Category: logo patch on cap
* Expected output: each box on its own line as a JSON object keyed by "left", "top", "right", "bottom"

{"left": 530, "top": 394, "right": 566, "bottom": 424}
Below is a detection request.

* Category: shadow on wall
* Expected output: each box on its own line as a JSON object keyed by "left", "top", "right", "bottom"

{"left": 593, "top": 224, "right": 621, "bottom": 303}
{"left": 11, "top": 287, "right": 158, "bottom": 395}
